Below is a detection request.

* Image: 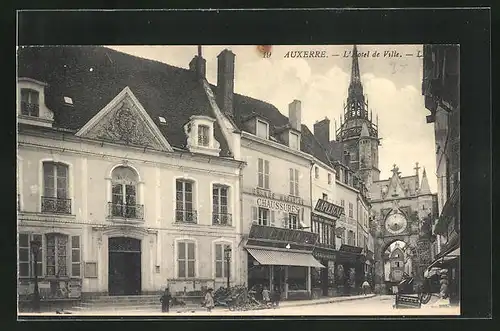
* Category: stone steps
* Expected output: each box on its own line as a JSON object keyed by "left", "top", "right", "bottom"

{"left": 72, "top": 295, "right": 201, "bottom": 311}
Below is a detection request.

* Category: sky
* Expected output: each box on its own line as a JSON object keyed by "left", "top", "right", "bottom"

{"left": 108, "top": 45, "right": 437, "bottom": 193}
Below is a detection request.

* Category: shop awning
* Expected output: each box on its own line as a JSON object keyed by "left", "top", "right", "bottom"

{"left": 247, "top": 248, "right": 325, "bottom": 268}
{"left": 426, "top": 246, "right": 460, "bottom": 271}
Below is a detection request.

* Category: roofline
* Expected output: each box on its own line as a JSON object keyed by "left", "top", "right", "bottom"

{"left": 18, "top": 77, "right": 49, "bottom": 87}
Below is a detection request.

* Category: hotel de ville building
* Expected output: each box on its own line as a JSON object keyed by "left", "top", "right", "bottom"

{"left": 17, "top": 45, "right": 376, "bottom": 308}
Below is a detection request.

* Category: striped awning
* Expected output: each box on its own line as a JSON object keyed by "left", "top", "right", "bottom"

{"left": 247, "top": 248, "right": 325, "bottom": 268}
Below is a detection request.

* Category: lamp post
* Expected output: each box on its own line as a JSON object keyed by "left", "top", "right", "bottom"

{"left": 224, "top": 246, "right": 231, "bottom": 290}
{"left": 30, "top": 240, "right": 41, "bottom": 312}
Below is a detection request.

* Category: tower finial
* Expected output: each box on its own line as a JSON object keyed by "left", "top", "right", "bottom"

{"left": 350, "top": 45, "right": 361, "bottom": 85}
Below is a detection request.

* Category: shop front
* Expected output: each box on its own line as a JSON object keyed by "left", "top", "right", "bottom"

{"left": 335, "top": 245, "right": 364, "bottom": 296}
{"left": 310, "top": 199, "right": 343, "bottom": 298}
{"left": 245, "top": 224, "right": 324, "bottom": 301}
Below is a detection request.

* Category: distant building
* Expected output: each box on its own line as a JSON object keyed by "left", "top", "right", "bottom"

{"left": 422, "top": 44, "right": 460, "bottom": 305}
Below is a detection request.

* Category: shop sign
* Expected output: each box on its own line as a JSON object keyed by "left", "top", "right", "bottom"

{"left": 252, "top": 187, "right": 304, "bottom": 205}
{"left": 314, "top": 199, "right": 343, "bottom": 218}
{"left": 257, "top": 198, "right": 301, "bottom": 214}
{"left": 339, "top": 244, "right": 363, "bottom": 254}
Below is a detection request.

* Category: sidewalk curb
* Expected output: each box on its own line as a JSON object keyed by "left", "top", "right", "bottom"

{"left": 268, "top": 294, "right": 377, "bottom": 309}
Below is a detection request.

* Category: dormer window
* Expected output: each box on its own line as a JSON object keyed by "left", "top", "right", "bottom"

{"left": 256, "top": 119, "right": 269, "bottom": 139}
{"left": 21, "top": 89, "right": 39, "bottom": 117}
{"left": 198, "top": 125, "right": 210, "bottom": 147}
{"left": 18, "top": 77, "right": 54, "bottom": 128}
{"left": 184, "top": 115, "right": 220, "bottom": 156}
{"left": 289, "top": 131, "right": 300, "bottom": 150}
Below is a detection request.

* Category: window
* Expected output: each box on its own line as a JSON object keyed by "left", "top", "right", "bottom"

{"left": 289, "top": 168, "right": 299, "bottom": 196}
{"left": 335, "top": 168, "right": 340, "bottom": 180}
{"left": 198, "top": 125, "right": 210, "bottom": 147}
{"left": 287, "top": 213, "right": 299, "bottom": 229}
{"left": 344, "top": 170, "right": 349, "bottom": 185}
{"left": 339, "top": 168, "right": 343, "bottom": 181}
{"left": 256, "top": 119, "right": 269, "bottom": 139}
{"left": 18, "top": 233, "right": 42, "bottom": 278}
{"left": 258, "top": 207, "right": 269, "bottom": 226}
{"left": 315, "top": 167, "right": 319, "bottom": 179}
{"left": 289, "top": 132, "right": 299, "bottom": 150}
{"left": 42, "top": 162, "right": 70, "bottom": 214}
{"left": 159, "top": 116, "right": 166, "bottom": 124}
{"left": 71, "top": 236, "right": 81, "bottom": 277}
{"left": 258, "top": 158, "right": 270, "bottom": 189}
{"left": 177, "top": 241, "right": 195, "bottom": 278}
{"left": 340, "top": 199, "right": 345, "bottom": 213}
{"left": 348, "top": 202, "right": 353, "bottom": 218}
{"left": 176, "top": 180, "right": 196, "bottom": 223}
{"left": 347, "top": 230, "right": 355, "bottom": 246}
{"left": 215, "top": 243, "right": 231, "bottom": 278}
{"left": 341, "top": 229, "right": 346, "bottom": 244}
{"left": 322, "top": 193, "right": 328, "bottom": 200}
{"left": 20, "top": 89, "right": 39, "bottom": 117}
{"left": 328, "top": 173, "right": 332, "bottom": 184}
{"left": 213, "top": 185, "right": 230, "bottom": 226}
{"left": 111, "top": 166, "right": 141, "bottom": 219}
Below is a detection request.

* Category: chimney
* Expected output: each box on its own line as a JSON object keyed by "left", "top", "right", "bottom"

{"left": 189, "top": 56, "right": 206, "bottom": 78}
{"left": 313, "top": 117, "right": 330, "bottom": 147}
{"left": 288, "top": 100, "right": 302, "bottom": 131}
{"left": 216, "top": 49, "right": 235, "bottom": 117}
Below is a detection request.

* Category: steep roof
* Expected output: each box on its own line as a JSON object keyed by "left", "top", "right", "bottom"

{"left": 17, "top": 46, "right": 231, "bottom": 156}
{"left": 210, "top": 85, "right": 332, "bottom": 165}
{"left": 371, "top": 174, "right": 420, "bottom": 200}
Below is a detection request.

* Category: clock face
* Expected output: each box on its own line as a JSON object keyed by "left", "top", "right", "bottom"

{"left": 385, "top": 213, "right": 407, "bottom": 234}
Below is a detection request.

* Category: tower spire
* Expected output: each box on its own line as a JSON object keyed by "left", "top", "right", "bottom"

{"left": 350, "top": 45, "right": 361, "bottom": 86}
{"left": 420, "top": 168, "right": 431, "bottom": 194}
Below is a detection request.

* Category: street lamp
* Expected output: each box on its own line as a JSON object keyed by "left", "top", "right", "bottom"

{"left": 224, "top": 247, "right": 232, "bottom": 290}
{"left": 30, "top": 240, "right": 41, "bottom": 312}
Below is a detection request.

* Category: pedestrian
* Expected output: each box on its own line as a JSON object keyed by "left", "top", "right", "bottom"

{"left": 271, "top": 286, "right": 281, "bottom": 308}
{"left": 362, "top": 280, "right": 371, "bottom": 295}
{"left": 160, "top": 287, "right": 172, "bottom": 313}
{"left": 204, "top": 288, "right": 215, "bottom": 312}
{"left": 262, "top": 286, "right": 271, "bottom": 307}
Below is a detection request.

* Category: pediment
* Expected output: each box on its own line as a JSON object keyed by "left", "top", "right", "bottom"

{"left": 76, "top": 87, "right": 173, "bottom": 152}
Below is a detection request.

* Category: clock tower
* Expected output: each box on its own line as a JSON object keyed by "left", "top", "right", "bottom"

{"left": 336, "top": 45, "right": 381, "bottom": 194}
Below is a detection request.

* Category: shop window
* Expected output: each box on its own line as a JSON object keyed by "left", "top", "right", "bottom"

{"left": 289, "top": 168, "right": 299, "bottom": 196}
{"left": 176, "top": 180, "right": 196, "bottom": 223}
{"left": 258, "top": 158, "right": 270, "bottom": 189}
{"left": 111, "top": 166, "right": 141, "bottom": 219}
{"left": 42, "top": 162, "right": 71, "bottom": 214}
{"left": 177, "top": 241, "right": 196, "bottom": 278}
{"left": 214, "top": 243, "right": 231, "bottom": 279}
{"left": 288, "top": 266, "right": 307, "bottom": 290}
{"left": 212, "top": 185, "right": 230, "bottom": 226}
{"left": 20, "top": 88, "right": 40, "bottom": 117}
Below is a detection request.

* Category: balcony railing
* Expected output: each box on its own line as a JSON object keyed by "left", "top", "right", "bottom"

{"left": 21, "top": 102, "right": 39, "bottom": 117}
{"left": 108, "top": 202, "right": 144, "bottom": 219}
{"left": 212, "top": 212, "right": 232, "bottom": 226}
{"left": 41, "top": 196, "right": 72, "bottom": 214}
{"left": 175, "top": 209, "right": 197, "bottom": 224}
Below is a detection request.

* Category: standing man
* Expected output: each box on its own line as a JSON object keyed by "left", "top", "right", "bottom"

{"left": 160, "top": 287, "right": 172, "bottom": 313}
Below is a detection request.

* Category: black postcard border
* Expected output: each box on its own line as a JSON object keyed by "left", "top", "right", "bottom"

{"left": 7, "top": 7, "right": 493, "bottom": 328}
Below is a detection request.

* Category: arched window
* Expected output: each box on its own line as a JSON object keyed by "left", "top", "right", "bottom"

{"left": 110, "top": 166, "right": 141, "bottom": 219}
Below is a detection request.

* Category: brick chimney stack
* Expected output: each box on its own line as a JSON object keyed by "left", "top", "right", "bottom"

{"left": 288, "top": 100, "right": 302, "bottom": 131}
{"left": 189, "top": 46, "right": 206, "bottom": 78}
{"left": 216, "top": 49, "right": 236, "bottom": 117}
{"left": 313, "top": 117, "right": 331, "bottom": 147}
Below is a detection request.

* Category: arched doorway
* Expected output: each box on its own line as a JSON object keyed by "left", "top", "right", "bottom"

{"left": 108, "top": 237, "right": 142, "bottom": 296}
{"left": 381, "top": 240, "right": 414, "bottom": 294}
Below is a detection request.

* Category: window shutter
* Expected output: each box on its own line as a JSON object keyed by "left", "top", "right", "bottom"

{"left": 295, "top": 169, "right": 299, "bottom": 195}
{"left": 270, "top": 211, "right": 275, "bottom": 227}
{"left": 251, "top": 206, "right": 258, "bottom": 224}
{"left": 289, "top": 169, "right": 294, "bottom": 195}
{"left": 71, "top": 236, "right": 81, "bottom": 277}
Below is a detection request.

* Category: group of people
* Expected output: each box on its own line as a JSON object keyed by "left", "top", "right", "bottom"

{"left": 160, "top": 287, "right": 216, "bottom": 313}
{"left": 261, "top": 285, "right": 281, "bottom": 308}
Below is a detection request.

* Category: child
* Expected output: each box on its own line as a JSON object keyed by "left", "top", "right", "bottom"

{"left": 204, "top": 288, "right": 215, "bottom": 312}
{"left": 160, "top": 287, "right": 172, "bottom": 312}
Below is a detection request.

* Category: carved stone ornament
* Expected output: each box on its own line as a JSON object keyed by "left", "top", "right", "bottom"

{"left": 85, "top": 97, "right": 164, "bottom": 150}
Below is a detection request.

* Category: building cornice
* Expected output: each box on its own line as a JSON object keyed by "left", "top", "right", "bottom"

{"left": 18, "top": 127, "right": 245, "bottom": 170}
